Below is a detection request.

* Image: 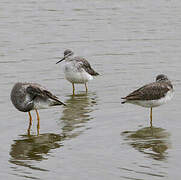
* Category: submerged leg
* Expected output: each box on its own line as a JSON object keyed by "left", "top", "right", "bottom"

{"left": 72, "top": 83, "right": 75, "bottom": 95}
{"left": 150, "top": 107, "right": 153, "bottom": 128}
{"left": 85, "top": 83, "right": 88, "bottom": 93}
{"left": 35, "top": 109, "right": 40, "bottom": 135}
{"left": 27, "top": 111, "right": 32, "bottom": 135}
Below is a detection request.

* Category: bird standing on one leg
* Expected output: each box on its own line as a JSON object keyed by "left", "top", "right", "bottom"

{"left": 11, "top": 82, "right": 65, "bottom": 135}
{"left": 121, "top": 74, "right": 173, "bottom": 127}
{"left": 56, "top": 49, "right": 99, "bottom": 95}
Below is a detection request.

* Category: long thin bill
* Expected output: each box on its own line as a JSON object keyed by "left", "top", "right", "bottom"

{"left": 56, "top": 57, "right": 65, "bottom": 64}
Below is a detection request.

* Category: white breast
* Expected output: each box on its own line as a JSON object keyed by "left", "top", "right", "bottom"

{"left": 63, "top": 61, "right": 93, "bottom": 84}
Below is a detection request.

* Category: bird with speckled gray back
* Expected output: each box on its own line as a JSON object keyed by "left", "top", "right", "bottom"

{"left": 56, "top": 49, "right": 99, "bottom": 95}
{"left": 10, "top": 82, "right": 65, "bottom": 135}
{"left": 122, "top": 74, "right": 173, "bottom": 127}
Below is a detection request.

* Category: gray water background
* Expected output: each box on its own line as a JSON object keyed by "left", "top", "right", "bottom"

{"left": 1, "top": 0, "right": 181, "bottom": 179}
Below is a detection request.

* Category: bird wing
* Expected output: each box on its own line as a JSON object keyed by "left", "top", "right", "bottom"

{"left": 43, "top": 90, "right": 66, "bottom": 106}
{"left": 26, "top": 84, "right": 66, "bottom": 105}
{"left": 74, "top": 57, "right": 99, "bottom": 76}
{"left": 122, "top": 82, "right": 172, "bottom": 101}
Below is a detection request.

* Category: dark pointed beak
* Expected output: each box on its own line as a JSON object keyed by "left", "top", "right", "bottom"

{"left": 56, "top": 57, "right": 65, "bottom": 64}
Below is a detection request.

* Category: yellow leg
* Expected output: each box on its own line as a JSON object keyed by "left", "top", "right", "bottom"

{"left": 85, "top": 83, "right": 88, "bottom": 93}
{"left": 35, "top": 109, "right": 40, "bottom": 135}
{"left": 150, "top": 107, "right": 153, "bottom": 128}
{"left": 27, "top": 111, "right": 32, "bottom": 136}
{"left": 72, "top": 83, "right": 75, "bottom": 95}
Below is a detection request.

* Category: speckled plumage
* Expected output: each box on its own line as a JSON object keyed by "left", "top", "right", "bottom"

{"left": 11, "top": 82, "right": 65, "bottom": 135}
{"left": 122, "top": 81, "right": 173, "bottom": 102}
{"left": 122, "top": 74, "right": 173, "bottom": 104}
{"left": 71, "top": 56, "right": 99, "bottom": 76}
{"left": 121, "top": 74, "right": 173, "bottom": 127}
{"left": 11, "top": 82, "right": 65, "bottom": 112}
{"left": 56, "top": 49, "right": 99, "bottom": 94}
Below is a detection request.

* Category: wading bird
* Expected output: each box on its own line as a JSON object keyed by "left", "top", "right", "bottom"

{"left": 56, "top": 49, "right": 99, "bottom": 95}
{"left": 11, "top": 82, "right": 65, "bottom": 135}
{"left": 122, "top": 74, "right": 173, "bottom": 127}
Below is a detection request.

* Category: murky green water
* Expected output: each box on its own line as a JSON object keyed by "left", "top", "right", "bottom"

{"left": 1, "top": 0, "right": 181, "bottom": 179}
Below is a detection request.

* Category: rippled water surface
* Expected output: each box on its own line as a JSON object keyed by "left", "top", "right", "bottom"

{"left": 1, "top": 0, "right": 181, "bottom": 179}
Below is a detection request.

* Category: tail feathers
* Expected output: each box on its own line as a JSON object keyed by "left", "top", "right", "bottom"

{"left": 93, "top": 71, "right": 99, "bottom": 76}
{"left": 88, "top": 67, "right": 99, "bottom": 76}
{"left": 44, "top": 91, "right": 66, "bottom": 106}
{"left": 50, "top": 99, "right": 66, "bottom": 106}
{"left": 121, "top": 97, "right": 127, "bottom": 104}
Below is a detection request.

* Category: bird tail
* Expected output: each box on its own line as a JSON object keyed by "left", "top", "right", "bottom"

{"left": 93, "top": 71, "right": 99, "bottom": 76}
{"left": 44, "top": 90, "right": 66, "bottom": 106}
{"left": 50, "top": 99, "right": 66, "bottom": 106}
{"left": 121, "top": 97, "right": 127, "bottom": 104}
{"left": 90, "top": 69, "right": 99, "bottom": 76}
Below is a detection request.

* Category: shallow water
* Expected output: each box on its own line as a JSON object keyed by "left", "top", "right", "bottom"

{"left": 1, "top": 0, "right": 181, "bottom": 179}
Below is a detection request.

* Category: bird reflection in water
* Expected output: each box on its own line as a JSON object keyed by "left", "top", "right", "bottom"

{"left": 59, "top": 92, "right": 97, "bottom": 139}
{"left": 122, "top": 126, "right": 171, "bottom": 160}
{"left": 9, "top": 133, "right": 65, "bottom": 174}
{"left": 9, "top": 92, "right": 97, "bottom": 176}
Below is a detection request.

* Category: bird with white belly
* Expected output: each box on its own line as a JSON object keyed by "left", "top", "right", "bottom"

{"left": 56, "top": 49, "right": 99, "bottom": 95}
{"left": 122, "top": 74, "right": 174, "bottom": 127}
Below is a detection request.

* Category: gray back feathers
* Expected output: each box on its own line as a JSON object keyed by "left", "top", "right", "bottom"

{"left": 11, "top": 82, "right": 65, "bottom": 112}
{"left": 72, "top": 56, "right": 99, "bottom": 76}
{"left": 122, "top": 79, "right": 173, "bottom": 101}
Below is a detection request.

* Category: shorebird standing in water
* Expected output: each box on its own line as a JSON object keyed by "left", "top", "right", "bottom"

{"left": 121, "top": 74, "right": 173, "bottom": 127}
{"left": 56, "top": 49, "right": 99, "bottom": 95}
{"left": 11, "top": 82, "right": 65, "bottom": 135}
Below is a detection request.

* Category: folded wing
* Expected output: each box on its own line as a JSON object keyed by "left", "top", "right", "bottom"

{"left": 122, "top": 82, "right": 171, "bottom": 101}
{"left": 26, "top": 84, "right": 66, "bottom": 106}
{"left": 74, "top": 57, "right": 99, "bottom": 76}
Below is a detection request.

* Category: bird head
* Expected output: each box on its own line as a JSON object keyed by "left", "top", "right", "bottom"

{"left": 56, "top": 49, "right": 74, "bottom": 64}
{"left": 156, "top": 74, "right": 169, "bottom": 82}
